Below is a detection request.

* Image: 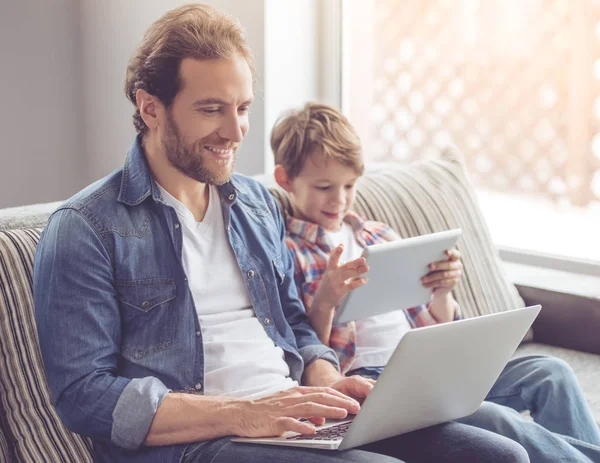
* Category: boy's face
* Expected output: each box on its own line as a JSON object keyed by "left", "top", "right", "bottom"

{"left": 285, "top": 151, "right": 360, "bottom": 232}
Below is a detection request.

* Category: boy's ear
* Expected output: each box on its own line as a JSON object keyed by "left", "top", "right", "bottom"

{"left": 274, "top": 164, "right": 294, "bottom": 193}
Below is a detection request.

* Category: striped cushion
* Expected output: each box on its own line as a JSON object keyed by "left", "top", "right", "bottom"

{"left": 0, "top": 229, "right": 93, "bottom": 462}
{"left": 270, "top": 146, "right": 530, "bottom": 337}
{"left": 0, "top": 424, "right": 14, "bottom": 463}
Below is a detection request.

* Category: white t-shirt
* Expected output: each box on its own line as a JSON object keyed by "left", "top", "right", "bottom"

{"left": 159, "top": 184, "right": 297, "bottom": 398}
{"left": 325, "top": 222, "right": 411, "bottom": 372}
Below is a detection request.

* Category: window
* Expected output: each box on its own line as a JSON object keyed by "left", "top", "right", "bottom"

{"left": 342, "top": 0, "right": 600, "bottom": 263}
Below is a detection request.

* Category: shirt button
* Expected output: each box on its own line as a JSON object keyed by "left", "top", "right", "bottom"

{"left": 196, "top": 331, "right": 201, "bottom": 337}
{"left": 174, "top": 223, "right": 180, "bottom": 229}
{"left": 194, "top": 383, "right": 202, "bottom": 391}
{"left": 264, "top": 317, "right": 270, "bottom": 325}
{"left": 247, "top": 269, "right": 255, "bottom": 278}
{"left": 228, "top": 193, "right": 235, "bottom": 201}
{"left": 141, "top": 301, "right": 150, "bottom": 310}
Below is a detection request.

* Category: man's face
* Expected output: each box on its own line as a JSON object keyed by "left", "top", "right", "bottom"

{"left": 160, "top": 55, "right": 253, "bottom": 185}
{"left": 288, "top": 151, "right": 360, "bottom": 232}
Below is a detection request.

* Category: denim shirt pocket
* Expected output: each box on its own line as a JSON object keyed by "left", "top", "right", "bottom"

{"left": 272, "top": 255, "right": 285, "bottom": 285}
{"left": 116, "top": 278, "right": 177, "bottom": 361}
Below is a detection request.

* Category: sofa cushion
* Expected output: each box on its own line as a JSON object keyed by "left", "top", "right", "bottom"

{"left": 269, "top": 147, "right": 531, "bottom": 338}
{"left": 0, "top": 425, "right": 14, "bottom": 463}
{"left": 0, "top": 229, "right": 92, "bottom": 462}
{"left": 0, "top": 201, "right": 62, "bottom": 232}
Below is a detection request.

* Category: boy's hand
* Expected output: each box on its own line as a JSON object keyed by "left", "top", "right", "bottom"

{"left": 421, "top": 248, "right": 462, "bottom": 322}
{"left": 421, "top": 248, "right": 462, "bottom": 294}
{"left": 312, "top": 244, "right": 369, "bottom": 313}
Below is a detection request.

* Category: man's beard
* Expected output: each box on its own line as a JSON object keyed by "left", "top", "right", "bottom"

{"left": 162, "top": 111, "right": 237, "bottom": 185}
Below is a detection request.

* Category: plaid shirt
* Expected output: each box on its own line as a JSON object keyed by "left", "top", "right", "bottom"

{"left": 286, "top": 211, "right": 444, "bottom": 373}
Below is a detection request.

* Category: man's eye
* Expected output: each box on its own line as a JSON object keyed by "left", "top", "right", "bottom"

{"left": 200, "top": 108, "right": 220, "bottom": 114}
{"left": 345, "top": 184, "right": 355, "bottom": 189}
{"left": 316, "top": 186, "right": 330, "bottom": 191}
{"left": 238, "top": 106, "right": 250, "bottom": 114}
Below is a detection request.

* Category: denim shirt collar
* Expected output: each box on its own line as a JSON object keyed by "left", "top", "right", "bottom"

{"left": 117, "top": 134, "right": 247, "bottom": 207}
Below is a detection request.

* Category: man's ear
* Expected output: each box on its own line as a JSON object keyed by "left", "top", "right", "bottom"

{"left": 136, "top": 89, "right": 161, "bottom": 131}
{"left": 274, "top": 164, "right": 293, "bottom": 192}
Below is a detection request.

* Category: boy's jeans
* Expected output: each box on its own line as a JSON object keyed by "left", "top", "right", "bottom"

{"left": 458, "top": 355, "right": 600, "bottom": 463}
{"left": 351, "top": 355, "right": 600, "bottom": 463}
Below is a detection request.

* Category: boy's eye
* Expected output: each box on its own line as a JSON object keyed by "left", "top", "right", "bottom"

{"left": 345, "top": 184, "right": 355, "bottom": 190}
{"left": 315, "top": 186, "right": 330, "bottom": 191}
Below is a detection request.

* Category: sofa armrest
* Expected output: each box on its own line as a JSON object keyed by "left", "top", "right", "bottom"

{"left": 517, "top": 284, "right": 600, "bottom": 355}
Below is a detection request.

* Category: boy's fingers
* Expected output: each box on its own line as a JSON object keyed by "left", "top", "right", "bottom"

{"left": 347, "top": 277, "right": 368, "bottom": 291}
{"left": 445, "top": 248, "right": 461, "bottom": 260}
{"left": 327, "top": 245, "right": 344, "bottom": 270}
{"left": 428, "top": 260, "right": 463, "bottom": 272}
{"left": 339, "top": 264, "right": 369, "bottom": 282}
{"left": 422, "top": 270, "right": 462, "bottom": 287}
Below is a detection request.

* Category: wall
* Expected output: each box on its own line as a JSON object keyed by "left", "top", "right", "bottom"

{"left": 0, "top": 0, "right": 325, "bottom": 208}
{"left": 0, "top": 0, "right": 84, "bottom": 208}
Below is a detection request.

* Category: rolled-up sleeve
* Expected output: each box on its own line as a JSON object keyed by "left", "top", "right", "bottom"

{"left": 33, "top": 208, "right": 168, "bottom": 450}
{"left": 111, "top": 377, "right": 170, "bottom": 449}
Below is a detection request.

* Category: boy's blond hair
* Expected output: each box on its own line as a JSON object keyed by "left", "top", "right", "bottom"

{"left": 270, "top": 102, "right": 364, "bottom": 179}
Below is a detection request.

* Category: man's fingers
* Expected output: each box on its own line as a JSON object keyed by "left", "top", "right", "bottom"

{"left": 308, "top": 416, "right": 326, "bottom": 427}
{"left": 288, "top": 387, "right": 360, "bottom": 410}
{"left": 275, "top": 417, "right": 316, "bottom": 436}
{"left": 285, "top": 402, "right": 349, "bottom": 420}
{"left": 287, "top": 390, "right": 360, "bottom": 409}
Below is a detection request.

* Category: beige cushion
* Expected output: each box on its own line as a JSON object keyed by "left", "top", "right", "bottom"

{"left": 270, "top": 147, "right": 531, "bottom": 338}
{"left": 0, "top": 229, "right": 92, "bottom": 462}
{"left": 0, "top": 425, "right": 13, "bottom": 463}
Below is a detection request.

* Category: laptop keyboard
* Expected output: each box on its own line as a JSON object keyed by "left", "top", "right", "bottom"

{"left": 286, "top": 421, "right": 351, "bottom": 441}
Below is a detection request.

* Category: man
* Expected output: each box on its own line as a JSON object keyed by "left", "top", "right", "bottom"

{"left": 33, "top": 4, "right": 528, "bottom": 462}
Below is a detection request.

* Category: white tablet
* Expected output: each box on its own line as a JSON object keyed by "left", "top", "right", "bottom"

{"left": 333, "top": 229, "right": 462, "bottom": 324}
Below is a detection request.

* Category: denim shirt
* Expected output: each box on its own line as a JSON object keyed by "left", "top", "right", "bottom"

{"left": 33, "top": 136, "right": 339, "bottom": 463}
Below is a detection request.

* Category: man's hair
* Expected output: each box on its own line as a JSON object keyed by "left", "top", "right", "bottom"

{"left": 270, "top": 102, "right": 364, "bottom": 179}
{"left": 124, "top": 4, "right": 254, "bottom": 136}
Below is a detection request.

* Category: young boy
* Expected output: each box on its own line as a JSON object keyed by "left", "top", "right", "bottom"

{"left": 271, "top": 102, "right": 600, "bottom": 463}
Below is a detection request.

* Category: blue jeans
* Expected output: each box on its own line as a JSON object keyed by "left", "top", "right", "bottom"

{"left": 458, "top": 355, "right": 600, "bottom": 463}
{"left": 181, "top": 421, "right": 529, "bottom": 463}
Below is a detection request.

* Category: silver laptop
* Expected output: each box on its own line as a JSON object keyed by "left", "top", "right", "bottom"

{"left": 334, "top": 229, "right": 462, "bottom": 324}
{"left": 233, "top": 305, "right": 541, "bottom": 451}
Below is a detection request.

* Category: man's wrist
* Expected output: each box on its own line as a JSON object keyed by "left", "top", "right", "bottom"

{"left": 302, "top": 359, "right": 343, "bottom": 387}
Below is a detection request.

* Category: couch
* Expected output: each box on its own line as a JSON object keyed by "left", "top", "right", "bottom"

{"left": 1, "top": 148, "right": 599, "bottom": 462}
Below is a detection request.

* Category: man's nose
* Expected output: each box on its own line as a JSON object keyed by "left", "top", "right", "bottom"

{"left": 218, "top": 113, "right": 244, "bottom": 143}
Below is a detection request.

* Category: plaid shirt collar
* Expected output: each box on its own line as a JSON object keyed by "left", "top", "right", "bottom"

{"left": 286, "top": 210, "right": 367, "bottom": 249}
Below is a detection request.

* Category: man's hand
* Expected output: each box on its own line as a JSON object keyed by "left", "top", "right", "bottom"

{"left": 235, "top": 386, "right": 361, "bottom": 437}
{"left": 312, "top": 244, "right": 369, "bottom": 313}
{"left": 329, "top": 375, "right": 375, "bottom": 404}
